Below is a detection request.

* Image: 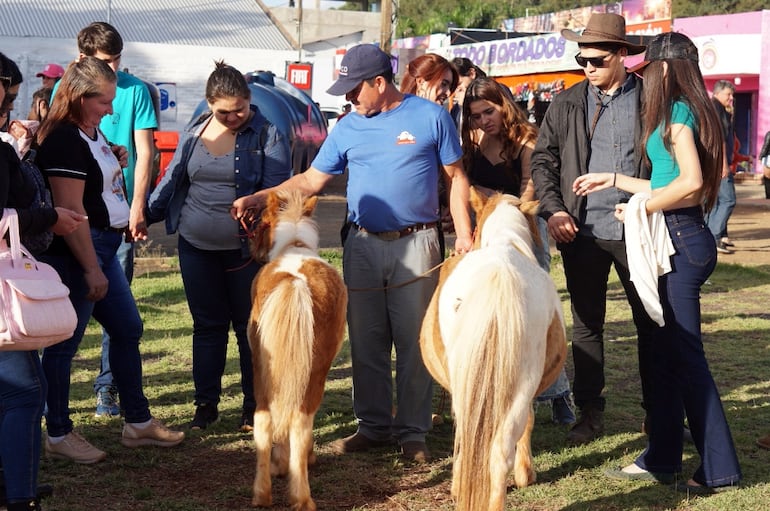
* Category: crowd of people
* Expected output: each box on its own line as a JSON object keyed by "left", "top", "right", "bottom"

{"left": 0, "top": 10, "right": 763, "bottom": 509}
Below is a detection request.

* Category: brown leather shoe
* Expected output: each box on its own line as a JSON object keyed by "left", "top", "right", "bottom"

{"left": 330, "top": 432, "right": 392, "bottom": 454}
{"left": 757, "top": 434, "right": 770, "bottom": 450}
{"left": 567, "top": 407, "right": 604, "bottom": 446}
{"left": 401, "top": 441, "right": 431, "bottom": 463}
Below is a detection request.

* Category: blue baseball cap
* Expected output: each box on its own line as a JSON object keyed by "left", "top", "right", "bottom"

{"left": 327, "top": 44, "right": 392, "bottom": 96}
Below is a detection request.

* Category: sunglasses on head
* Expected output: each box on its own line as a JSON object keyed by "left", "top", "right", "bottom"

{"left": 574, "top": 52, "right": 615, "bottom": 68}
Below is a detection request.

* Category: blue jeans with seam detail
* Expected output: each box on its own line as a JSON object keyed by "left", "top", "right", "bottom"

{"left": 635, "top": 207, "right": 741, "bottom": 487}
{"left": 41, "top": 229, "right": 150, "bottom": 437}
{"left": 94, "top": 239, "right": 134, "bottom": 394}
{"left": 705, "top": 173, "right": 736, "bottom": 241}
{"left": 0, "top": 351, "right": 46, "bottom": 503}
{"left": 177, "top": 236, "right": 257, "bottom": 414}
{"left": 534, "top": 216, "right": 572, "bottom": 401}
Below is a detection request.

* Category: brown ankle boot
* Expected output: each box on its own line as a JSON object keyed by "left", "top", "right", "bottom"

{"left": 567, "top": 407, "right": 604, "bottom": 446}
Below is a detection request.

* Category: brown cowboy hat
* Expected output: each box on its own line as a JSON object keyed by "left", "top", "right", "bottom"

{"left": 562, "top": 13, "right": 646, "bottom": 55}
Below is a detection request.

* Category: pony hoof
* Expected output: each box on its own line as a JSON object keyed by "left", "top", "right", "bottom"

{"left": 514, "top": 468, "right": 536, "bottom": 488}
{"left": 251, "top": 493, "right": 272, "bottom": 508}
{"left": 290, "top": 498, "right": 317, "bottom": 511}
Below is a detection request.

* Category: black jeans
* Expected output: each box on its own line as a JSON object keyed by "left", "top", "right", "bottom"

{"left": 558, "top": 235, "right": 657, "bottom": 412}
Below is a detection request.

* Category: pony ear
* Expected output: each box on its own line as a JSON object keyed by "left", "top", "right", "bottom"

{"left": 266, "top": 191, "right": 282, "bottom": 213}
{"left": 469, "top": 186, "right": 488, "bottom": 216}
{"left": 303, "top": 196, "right": 319, "bottom": 217}
{"left": 519, "top": 200, "right": 542, "bottom": 249}
{"left": 520, "top": 200, "right": 539, "bottom": 217}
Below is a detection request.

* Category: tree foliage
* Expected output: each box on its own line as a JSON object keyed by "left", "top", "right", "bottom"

{"left": 337, "top": 0, "right": 766, "bottom": 38}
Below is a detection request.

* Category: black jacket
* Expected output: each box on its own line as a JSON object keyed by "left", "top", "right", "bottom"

{"left": 0, "top": 141, "right": 57, "bottom": 239}
{"left": 531, "top": 76, "right": 650, "bottom": 223}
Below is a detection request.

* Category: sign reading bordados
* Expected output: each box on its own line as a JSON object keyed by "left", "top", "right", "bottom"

{"left": 287, "top": 62, "right": 313, "bottom": 91}
{"left": 431, "top": 34, "right": 580, "bottom": 77}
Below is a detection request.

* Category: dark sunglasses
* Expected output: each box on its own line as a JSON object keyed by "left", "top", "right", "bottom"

{"left": 574, "top": 52, "right": 615, "bottom": 68}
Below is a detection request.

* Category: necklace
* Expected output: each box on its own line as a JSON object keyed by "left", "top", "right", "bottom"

{"left": 588, "top": 86, "right": 619, "bottom": 141}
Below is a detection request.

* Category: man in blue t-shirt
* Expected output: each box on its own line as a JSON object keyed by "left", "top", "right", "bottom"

{"left": 232, "top": 44, "right": 473, "bottom": 463}
{"left": 57, "top": 22, "right": 158, "bottom": 420}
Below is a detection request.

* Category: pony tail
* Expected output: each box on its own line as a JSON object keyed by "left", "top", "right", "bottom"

{"left": 448, "top": 257, "right": 525, "bottom": 511}
{"left": 257, "top": 278, "right": 314, "bottom": 438}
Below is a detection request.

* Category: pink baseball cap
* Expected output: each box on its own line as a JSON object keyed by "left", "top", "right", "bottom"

{"left": 36, "top": 63, "right": 65, "bottom": 79}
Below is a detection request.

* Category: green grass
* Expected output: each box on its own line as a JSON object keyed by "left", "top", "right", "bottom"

{"left": 36, "top": 251, "right": 770, "bottom": 510}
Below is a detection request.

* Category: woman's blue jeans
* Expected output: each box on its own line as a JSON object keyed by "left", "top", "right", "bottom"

{"left": 636, "top": 207, "right": 741, "bottom": 487}
{"left": 533, "top": 216, "right": 571, "bottom": 401}
{"left": 41, "top": 229, "right": 150, "bottom": 436}
{"left": 177, "top": 236, "right": 258, "bottom": 413}
{"left": 0, "top": 351, "right": 46, "bottom": 502}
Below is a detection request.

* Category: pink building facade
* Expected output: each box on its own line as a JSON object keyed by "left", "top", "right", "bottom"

{"left": 674, "top": 11, "right": 770, "bottom": 173}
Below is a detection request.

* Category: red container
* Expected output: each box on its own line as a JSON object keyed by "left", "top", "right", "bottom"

{"left": 153, "top": 131, "right": 179, "bottom": 185}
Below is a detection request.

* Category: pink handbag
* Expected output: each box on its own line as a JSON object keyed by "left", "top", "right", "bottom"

{"left": 0, "top": 209, "right": 77, "bottom": 351}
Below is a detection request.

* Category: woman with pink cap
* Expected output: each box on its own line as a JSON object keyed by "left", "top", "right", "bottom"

{"left": 35, "top": 63, "right": 64, "bottom": 89}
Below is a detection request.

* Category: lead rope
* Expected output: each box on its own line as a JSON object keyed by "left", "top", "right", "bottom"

{"left": 348, "top": 225, "right": 477, "bottom": 292}
{"left": 346, "top": 260, "right": 447, "bottom": 292}
{"left": 223, "top": 210, "right": 267, "bottom": 273}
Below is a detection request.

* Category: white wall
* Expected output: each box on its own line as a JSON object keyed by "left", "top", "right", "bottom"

{"left": 2, "top": 36, "right": 343, "bottom": 132}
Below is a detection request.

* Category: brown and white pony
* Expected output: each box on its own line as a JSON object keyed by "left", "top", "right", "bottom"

{"left": 419, "top": 189, "right": 567, "bottom": 511}
{"left": 247, "top": 190, "right": 347, "bottom": 511}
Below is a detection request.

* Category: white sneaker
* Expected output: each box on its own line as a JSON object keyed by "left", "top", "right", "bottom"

{"left": 45, "top": 431, "right": 107, "bottom": 464}
{"left": 121, "top": 418, "right": 185, "bottom": 448}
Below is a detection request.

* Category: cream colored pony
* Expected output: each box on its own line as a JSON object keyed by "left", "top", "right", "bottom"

{"left": 247, "top": 190, "right": 347, "bottom": 511}
{"left": 419, "top": 189, "right": 567, "bottom": 511}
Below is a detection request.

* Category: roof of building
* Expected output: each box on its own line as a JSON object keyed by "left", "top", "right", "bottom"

{"left": 3, "top": 0, "right": 294, "bottom": 50}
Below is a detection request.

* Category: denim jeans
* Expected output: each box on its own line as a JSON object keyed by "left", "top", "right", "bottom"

{"left": 705, "top": 173, "right": 736, "bottom": 241}
{"left": 41, "top": 229, "right": 150, "bottom": 436}
{"left": 343, "top": 227, "right": 440, "bottom": 444}
{"left": 533, "top": 216, "right": 571, "bottom": 401}
{"left": 0, "top": 351, "right": 46, "bottom": 502}
{"left": 177, "top": 236, "right": 257, "bottom": 413}
{"left": 558, "top": 235, "right": 657, "bottom": 412}
{"left": 636, "top": 207, "right": 741, "bottom": 486}
{"left": 94, "top": 239, "right": 134, "bottom": 393}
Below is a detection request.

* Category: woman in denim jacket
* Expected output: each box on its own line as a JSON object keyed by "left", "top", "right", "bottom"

{"left": 147, "top": 61, "right": 291, "bottom": 431}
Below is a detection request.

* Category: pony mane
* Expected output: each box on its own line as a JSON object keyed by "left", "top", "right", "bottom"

{"left": 471, "top": 191, "right": 539, "bottom": 264}
{"left": 252, "top": 190, "right": 320, "bottom": 262}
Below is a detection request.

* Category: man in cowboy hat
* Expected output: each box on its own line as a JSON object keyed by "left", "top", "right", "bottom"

{"left": 532, "top": 12, "right": 657, "bottom": 445}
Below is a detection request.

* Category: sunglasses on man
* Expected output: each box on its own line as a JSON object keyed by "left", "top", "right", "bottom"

{"left": 574, "top": 52, "right": 615, "bottom": 68}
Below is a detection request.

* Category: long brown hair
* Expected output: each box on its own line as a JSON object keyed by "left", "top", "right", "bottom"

{"left": 460, "top": 77, "right": 538, "bottom": 173}
{"left": 400, "top": 53, "right": 458, "bottom": 97}
{"left": 640, "top": 36, "right": 723, "bottom": 211}
{"left": 36, "top": 57, "right": 116, "bottom": 144}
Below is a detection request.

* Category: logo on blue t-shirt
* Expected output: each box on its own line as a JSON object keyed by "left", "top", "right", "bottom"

{"left": 396, "top": 131, "right": 416, "bottom": 145}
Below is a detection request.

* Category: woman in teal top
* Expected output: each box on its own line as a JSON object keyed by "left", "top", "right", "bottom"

{"left": 572, "top": 32, "right": 741, "bottom": 493}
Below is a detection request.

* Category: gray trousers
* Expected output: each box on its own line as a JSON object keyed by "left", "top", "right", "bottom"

{"left": 342, "top": 227, "right": 440, "bottom": 444}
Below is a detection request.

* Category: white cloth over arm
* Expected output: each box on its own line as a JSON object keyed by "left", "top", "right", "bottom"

{"left": 623, "top": 192, "right": 675, "bottom": 326}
